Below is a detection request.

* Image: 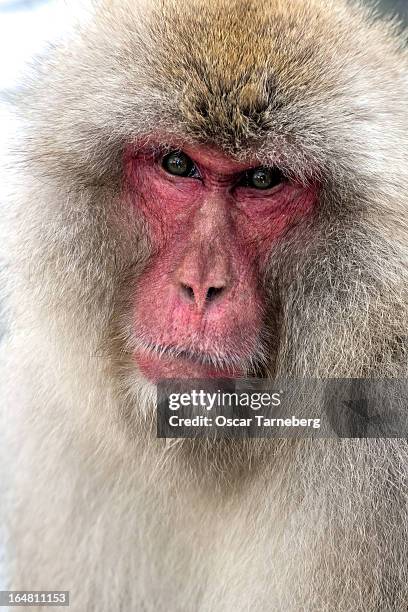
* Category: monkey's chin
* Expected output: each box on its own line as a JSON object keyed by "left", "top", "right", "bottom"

{"left": 134, "top": 349, "right": 243, "bottom": 382}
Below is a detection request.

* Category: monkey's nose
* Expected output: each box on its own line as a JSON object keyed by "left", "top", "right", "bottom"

{"left": 175, "top": 241, "right": 232, "bottom": 311}
{"left": 179, "top": 282, "right": 226, "bottom": 309}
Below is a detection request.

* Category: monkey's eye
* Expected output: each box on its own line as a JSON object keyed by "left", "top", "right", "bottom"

{"left": 162, "top": 151, "right": 198, "bottom": 178}
{"left": 241, "top": 166, "right": 285, "bottom": 190}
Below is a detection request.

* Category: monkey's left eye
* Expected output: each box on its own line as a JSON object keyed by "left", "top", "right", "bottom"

{"left": 162, "top": 151, "right": 199, "bottom": 178}
{"left": 240, "top": 166, "right": 285, "bottom": 190}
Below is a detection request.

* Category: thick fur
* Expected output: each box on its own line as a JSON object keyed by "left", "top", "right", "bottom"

{"left": 1, "top": 0, "right": 408, "bottom": 610}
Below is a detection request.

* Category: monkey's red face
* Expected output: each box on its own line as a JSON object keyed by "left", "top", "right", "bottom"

{"left": 125, "top": 143, "right": 316, "bottom": 381}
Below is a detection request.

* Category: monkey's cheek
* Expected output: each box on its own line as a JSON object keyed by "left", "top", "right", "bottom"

{"left": 134, "top": 349, "right": 244, "bottom": 383}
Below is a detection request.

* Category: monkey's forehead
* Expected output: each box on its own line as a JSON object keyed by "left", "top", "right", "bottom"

{"left": 83, "top": 0, "right": 404, "bottom": 162}
{"left": 20, "top": 0, "right": 407, "bottom": 184}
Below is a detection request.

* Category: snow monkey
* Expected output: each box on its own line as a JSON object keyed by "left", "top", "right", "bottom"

{"left": 1, "top": 0, "right": 407, "bottom": 610}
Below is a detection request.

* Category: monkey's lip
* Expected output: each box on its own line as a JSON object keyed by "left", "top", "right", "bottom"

{"left": 134, "top": 342, "right": 244, "bottom": 382}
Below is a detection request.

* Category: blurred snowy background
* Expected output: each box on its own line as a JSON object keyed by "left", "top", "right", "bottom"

{"left": 0, "top": 0, "right": 90, "bottom": 190}
{"left": 0, "top": 0, "right": 90, "bottom": 92}
{"left": 0, "top": 0, "right": 407, "bottom": 597}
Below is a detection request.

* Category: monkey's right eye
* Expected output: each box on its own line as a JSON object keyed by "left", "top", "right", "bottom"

{"left": 162, "top": 151, "right": 198, "bottom": 178}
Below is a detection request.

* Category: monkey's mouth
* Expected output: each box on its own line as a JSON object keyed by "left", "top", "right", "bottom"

{"left": 134, "top": 340, "right": 246, "bottom": 382}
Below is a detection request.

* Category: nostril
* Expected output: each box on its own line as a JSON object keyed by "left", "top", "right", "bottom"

{"left": 178, "top": 283, "right": 226, "bottom": 306}
{"left": 180, "top": 283, "right": 195, "bottom": 302}
{"left": 205, "top": 286, "right": 224, "bottom": 302}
